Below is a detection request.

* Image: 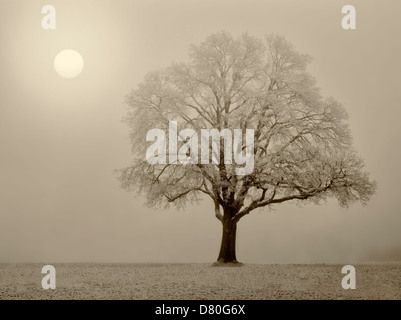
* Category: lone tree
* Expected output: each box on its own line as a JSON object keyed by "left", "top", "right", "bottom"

{"left": 119, "top": 32, "right": 376, "bottom": 263}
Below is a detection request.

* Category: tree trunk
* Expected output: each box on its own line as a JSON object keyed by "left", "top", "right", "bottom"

{"left": 217, "top": 217, "right": 238, "bottom": 263}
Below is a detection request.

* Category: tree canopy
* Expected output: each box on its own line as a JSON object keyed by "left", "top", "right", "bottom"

{"left": 119, "top": 32, "right": 376, "bottom": 224}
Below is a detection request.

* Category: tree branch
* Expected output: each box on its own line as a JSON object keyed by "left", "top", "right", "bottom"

{"left": 214, "top": 201, "right": 223, "bottom": 222}
{"left": 165, "top": 189, "right": 193, "bottom": 202}
{"left": 232, "top": 184, "right": 331, "bottom": 222}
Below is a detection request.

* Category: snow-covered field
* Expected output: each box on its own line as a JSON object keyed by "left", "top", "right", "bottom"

{"left": 0, "top": 263, "right": 400, "bottom": 300}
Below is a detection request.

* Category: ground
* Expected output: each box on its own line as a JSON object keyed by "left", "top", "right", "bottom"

{"left": 0, "top": 263, "right": 400, "bottom": 300}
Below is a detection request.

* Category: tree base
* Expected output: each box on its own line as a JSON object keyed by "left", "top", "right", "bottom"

{"left": 211, "top": 261, "right": 244, "bottom": 267}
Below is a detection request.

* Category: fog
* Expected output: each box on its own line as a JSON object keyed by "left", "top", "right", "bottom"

{"left": 0, "top": 0, "right": 400, "bottom": 263}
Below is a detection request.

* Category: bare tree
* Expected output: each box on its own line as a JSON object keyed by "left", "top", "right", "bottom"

{"left": 119, "top": 32, "right": 376, "bottom": 263}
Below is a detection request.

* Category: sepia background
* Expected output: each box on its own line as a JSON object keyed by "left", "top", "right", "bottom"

{"left": 0, "top": 0, "right": 400, "bottom": 264}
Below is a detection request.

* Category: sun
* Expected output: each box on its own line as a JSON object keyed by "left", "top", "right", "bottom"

{"left": 54, "top": 50, "right": 84, "bottom": 79}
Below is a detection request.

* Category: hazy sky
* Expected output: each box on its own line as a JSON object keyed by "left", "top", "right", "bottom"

{"left": 1, "top": 0, "right": 400, "bottom": 263}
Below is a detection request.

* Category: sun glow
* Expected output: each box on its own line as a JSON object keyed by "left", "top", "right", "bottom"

{"left": 54, "top": 50, "right": 84, "bottom": 79}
